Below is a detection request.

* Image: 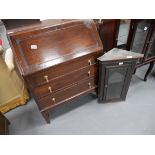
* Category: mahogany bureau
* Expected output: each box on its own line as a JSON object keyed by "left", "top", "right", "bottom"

{"left": 7, "top": 19, "right": 103, "bottom": 123}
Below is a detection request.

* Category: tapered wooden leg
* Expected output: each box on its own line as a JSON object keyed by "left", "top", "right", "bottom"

{"left": 133, "top": 68, "right": 136, "bottom": 74}
{"left": 144, "top": 61, "right": 154, "bottom": 81}
{"left": 41, "top": 111, "right": 50, "bottom": 124}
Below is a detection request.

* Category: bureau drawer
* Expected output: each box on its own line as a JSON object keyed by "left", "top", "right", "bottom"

{"left": 37, "top": 77, "right": 97, "bottom": 111}
{"left": 26, "top": 52, "right": 100, "bottom": 88}
{"left": 33, "top": 64, "right": 98, "bottom": 99}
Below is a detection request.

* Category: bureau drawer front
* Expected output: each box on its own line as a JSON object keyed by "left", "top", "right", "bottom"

{"left": 37, "top": 77, "right": 97, "bottom": 111}
{"left": 26, "top": 52, "right": 100, "bottom": 88}
{"left": 33, "top": 64, "right": 98, "bottom": 99}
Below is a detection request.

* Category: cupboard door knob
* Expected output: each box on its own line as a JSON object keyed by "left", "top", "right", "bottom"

{"left": 105, "top": 85, "right": 108, "bottom": 88}
{"left": 48, "top": 86, "right": 52, "bottom": 93}
{"left": 88, "top": 71, "right": 91, "bottom": 77}
{"left": 52, "top": 98, "right": 56, "bottom": 103}
{"left": 144, "top": 27, "right": 148, "bottom": 31}
{"left": 44, "top": 75, "right": 49, "bottom": 83}
{"left": 88, "top": 82, "right": 91, "bottom": 89}
{"left": 88, "top": 60, "right": 92, "bottom": 65}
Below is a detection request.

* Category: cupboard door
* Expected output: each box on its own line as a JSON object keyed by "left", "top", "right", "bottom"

{"left": 131, "top": 20, "right": 151, "bottom": 54}
{"left": 103, "top": 64, "right": 132, "bottom": 101}
{"left": 117, "top": 19, "right": 131, "bottom": 48}
{"left": 145, "top": 27, "right": 155, "bottom": 60}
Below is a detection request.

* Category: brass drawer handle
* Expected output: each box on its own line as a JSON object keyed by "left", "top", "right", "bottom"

{"left": 88, "top": 59, "right": 92, "bottom": 65}
{"left": 44, "top": 75, "right": 49, "bottom": 83}
{"left": 48, "top": 86, "right": 52, "bottom": 93}
{"left": 88, "top": 82, "right": 91, "bottom": 89}
{"left": 52, "top": 98, "right": 56, "bottom": 103}
{"left": 88, "top": 71, "right": 91, "bottom": 77}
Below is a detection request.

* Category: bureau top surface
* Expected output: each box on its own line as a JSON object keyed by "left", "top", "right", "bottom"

{"left": 7, "top": 19, "right": 103, "bottom": 76}
{"left": 7, "top": 19, "right": 73, "bottom": 34}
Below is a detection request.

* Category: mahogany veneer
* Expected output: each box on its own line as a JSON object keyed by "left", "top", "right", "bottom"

{"left": 7, "top": 19, "right": 103, "bottom": 123}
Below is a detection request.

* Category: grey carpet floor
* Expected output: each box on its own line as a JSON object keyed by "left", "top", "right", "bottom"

{"left": 5, "top": 64, "right": 155, "bottom": 135}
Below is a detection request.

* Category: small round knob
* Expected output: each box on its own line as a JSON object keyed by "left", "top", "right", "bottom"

{"left": 144, "top": 27, "right": 148, "bottom": 31}
{"left": 52, "top": 98, "right": 55, "bottom": 103}
{"left": 88, "top": 82, "right": 91, "bottom": 89}
{"left": 88, "top": 71, "right": 91, "bottom": 77}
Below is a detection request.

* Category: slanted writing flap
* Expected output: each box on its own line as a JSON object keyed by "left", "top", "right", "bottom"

{"left": 8, "top": 20, "right": 103, "bottom": 76}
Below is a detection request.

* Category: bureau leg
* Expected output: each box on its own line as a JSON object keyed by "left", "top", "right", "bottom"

{"left": 41, "top": 111, "right": 50, "bottom": 124}
{"left": 144, "top": 61, "right": 154, "bottom": 81}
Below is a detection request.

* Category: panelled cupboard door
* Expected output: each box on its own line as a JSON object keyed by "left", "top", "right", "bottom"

{"left": 145, "top": 26, "right": 155, "bottom": 61}
{"left": 99, "top": 62, "right": 133, "bottom": 102}
{"left": 131, "top": 20, "right": 151, "bottom": 54}
{"left": 127, "top": 20, "right": 152, "bottom": 64}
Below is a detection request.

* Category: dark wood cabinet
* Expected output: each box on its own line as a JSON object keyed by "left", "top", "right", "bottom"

{"left": 145, "top": 26, "right": 155, "bottom": 60}
{"left": 98, "top": 62, "right": 133, "bottom": 102}
{"left": 117, "top": 19, "right": 155, "bottom": 81}
{"left": 0, "top": 112, "right": 10, "bottom": 135}
{"left": 96, "top": 19, "right": 155, "bottom": 81}
{"left": 98, "top": 48, "right": 143, "bottom": 102}
{"left": 7, "top": 19, "right": 103, "bottom": 123}
{"left": 96, "top": 19, "right": 120, "bottom": 52}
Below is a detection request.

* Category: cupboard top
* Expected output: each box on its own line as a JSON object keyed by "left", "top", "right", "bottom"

{"left": 98, "top": 48, "right": 144, "bottom": 62}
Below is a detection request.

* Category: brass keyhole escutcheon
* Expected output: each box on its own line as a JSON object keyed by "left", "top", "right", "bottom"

{"left": 88, "top": 60, "right": 92, "bottom": 65}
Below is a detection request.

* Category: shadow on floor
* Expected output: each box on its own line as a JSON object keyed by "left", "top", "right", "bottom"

{"left": 50, "top": 93, "right": 97, "bottom": 119}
